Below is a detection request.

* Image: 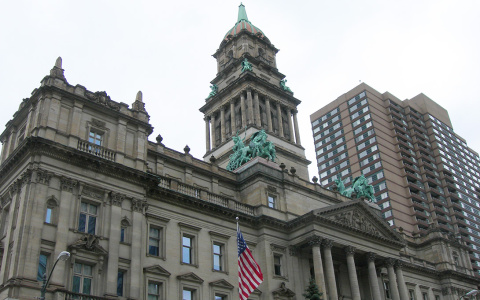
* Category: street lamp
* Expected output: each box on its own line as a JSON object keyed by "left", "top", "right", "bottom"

{"left": 40, "top": 251, "right": 70, "bottom": 300}
{"left": 460, "top": 290, "right": 480, "bottom": 299}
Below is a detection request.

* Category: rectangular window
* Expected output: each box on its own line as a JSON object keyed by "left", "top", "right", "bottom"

{"left": 45, "top": 207, "right": 52, "bottom": 223}
{"left": 268, "top": 195, "right": 276, "bottom": 208}
{"left": 148, "top": 282, "right": 161, "bottom": 300}
{"left": 274, "top": 254, "right": 282, "bottom": 276}
{"left": 422, "top": 293, "right": 428, "bottom": 300}
{"left": 215, "top": 295, "right": 227, "bottom": 300}
{"left": 409, "top": 290, "right": 415, "bottom": 300}
{"left": 149, "top": 227, "right": 160, "bottom": 256}
{"left": 88, "top": 130, "right": 103, "bottom": 146}
{"left": 72, "top": 263, "right": 93, "bottom": 295}
{"left": 213, "top": 243, "right": 224, "bottom": 271}
{"left": 117, "top": 271, "right": 124, "bottom": 296}
{"left": 78, "top": 202, "right": 97, "bottom": 235}
{"left": 37, "top": 254, "right": 48, "bottom": 281}
{"left": 384, "top": 281, "right": 391, "bottom": 299}
{"left": 183, "top": 289, "right": 194, "bottom": 300}
{"left": 120, "top": 227, "right": 125, "bottom": 243}
{"left": 182, "top": 236, "right": 193, "bottom": 264}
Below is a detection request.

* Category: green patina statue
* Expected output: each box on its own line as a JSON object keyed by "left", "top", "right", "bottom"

{"left": 206, "top": 84, "right": 218, "bottom": 99}
{"left": 334, "top": 175, "right": 375, "bottom": 201}
{"left": 241, "top": 58, "right": 253, "bottom": 72}
{"left": 226, "top": 129, "right": 276, "bottom": 171}
{"left": 280, "top": 79, "right": 292, "bottom": 93}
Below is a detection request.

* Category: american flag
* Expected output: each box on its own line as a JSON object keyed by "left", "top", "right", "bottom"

{"left": 237, "top": 225, "right": 263, "bottom": 300}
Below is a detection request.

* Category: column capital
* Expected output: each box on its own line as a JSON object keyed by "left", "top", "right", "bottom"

{"left": 345, "top": 246, "right": 356, "bottom": 255}
{"left": 385, "top": 257, "right": 397, "bottom": 267}
{"left": 367, "top": 252, "right": 377, "bottom": 262}
{"left": 220, "top": 105, "right": 225, "bottom": 111}
{"left": 204, "top": 116, "right": 210, "bottom": 122}
{"left": 307, "top": 235, "right": 323, "bottom": 246}
{"left": 395, "top": 260, "right": 404, "bottom": 269}
{"left": 322, "top": 239, "right": 333, "bottom": 249}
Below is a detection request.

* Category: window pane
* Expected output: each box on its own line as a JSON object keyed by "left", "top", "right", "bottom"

{"left": 37, "top": 254, "right": 47, "bottom": 281}
{"left": 117, "top": 272, "right": 124, "bottom": 296}
{"left": 89, "top": 204, "right": 97, "bottom": 215}
{"left": 74, "top": 263, "right": 82, "bottom": 274}
{"left": 72, "top": 276, "right": 81, "bottom": 293}
{"left": 87, "top": 216, "right": 96, "bottom": 234}
{"left": 182, "top": 236, "right": 191, "bottom": 247}
{"left": 83, "top": 265, "right": 92, "bottom": 276}
{"left": 83, "top": 278, "right": 91, "bottom": 295}
{"left": 214, "top": 255, "right": 221, "bottom": 271}
{"left": 45, "top": 208, "right": 52, "bottom": 223}
{"left": 81, "top": 202, "right": 88, "bottom": 212}
{"left": 182, "top": 247, "right": 191, "bottom": 264}
{"left": 183, "top": 290, "right": 192, "bottom": 300}
{"left": 120, "top": 228, "right": 125, "bottom": 242}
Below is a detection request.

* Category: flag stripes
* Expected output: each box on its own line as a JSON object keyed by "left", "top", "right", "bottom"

{"left": 237, "top": 225, "right": 263, "bottom": 300}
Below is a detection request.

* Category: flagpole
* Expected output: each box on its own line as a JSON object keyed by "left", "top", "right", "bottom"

{"left": 236, "top": 216, "right": 239, "bottom": 232}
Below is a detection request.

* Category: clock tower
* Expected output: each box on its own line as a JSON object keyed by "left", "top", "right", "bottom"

{"left": 200, "top": 4, "right": 310, "bottom": 179}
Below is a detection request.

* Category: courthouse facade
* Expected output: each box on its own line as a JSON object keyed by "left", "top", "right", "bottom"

{"left": 0, "top": 4, "right": 478, "bottom": 300}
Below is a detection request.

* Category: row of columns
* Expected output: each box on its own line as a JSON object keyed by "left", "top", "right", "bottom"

{"left": 204, "top": 88, "right": 302, "bottom": 151}
{"left": 309, "top": 237, "right": 409, "bottom": 300}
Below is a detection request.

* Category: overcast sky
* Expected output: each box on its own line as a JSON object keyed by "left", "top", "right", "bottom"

{"left": 1, "top": 0, "right": 479, "bottom": 179}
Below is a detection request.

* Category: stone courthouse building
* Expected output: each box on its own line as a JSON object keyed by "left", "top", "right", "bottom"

{"left": 0, "top": 4, "right": 479, "bottom": 300}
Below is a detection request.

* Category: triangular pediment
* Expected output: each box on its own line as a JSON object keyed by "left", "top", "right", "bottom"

{"left": 143, "top": 265, "right": 171, "bottom": 277}
{"left": 312, "top": 200, "right": 404, "bottom": 245}
{"left": 209, "top": 279, "right": 234, "bottom": 289}
{"left": 176, "top": 272, "right": 204, "bottom": 283}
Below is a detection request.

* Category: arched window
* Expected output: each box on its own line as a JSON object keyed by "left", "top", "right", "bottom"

{"left": 120, "top": 217, "right": 131, "bottom": 243}
{"left": 45, "top": 196, "right": 59, "bottom": 225}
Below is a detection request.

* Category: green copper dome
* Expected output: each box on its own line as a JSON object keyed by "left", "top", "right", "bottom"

{"left": 223, "top": 3, "right": 266, "bottom": 41}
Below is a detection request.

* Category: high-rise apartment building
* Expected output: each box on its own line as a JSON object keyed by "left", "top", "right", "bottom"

{"left": 310, "top": 82, "right": 480, "bottom": 275}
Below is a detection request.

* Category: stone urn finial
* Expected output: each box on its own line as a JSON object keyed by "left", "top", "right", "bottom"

{"left": 312, "top": 176, "right": 318, "bottom": 183}
{"left": 209, "top": 155, "right": 216, "bottom": 163}
{"left": 156, "top": 134, "right": 163, "bottom": 144}
{"left": 184, "top": 145, "right": 190, "bottom": 154}
{"left": 290, "top": 167, "right": 296, "bottom": 175}
{"left": 279, "top": 163, "right": 286, "bottom": 171}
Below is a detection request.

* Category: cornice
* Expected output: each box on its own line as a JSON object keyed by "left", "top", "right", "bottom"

{"left": 0, "top": 137, "right": 159, "bottom": 189}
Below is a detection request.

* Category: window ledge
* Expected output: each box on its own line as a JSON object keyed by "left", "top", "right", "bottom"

{"left": 146, "top": 254, "right": 166, "bottom": 261}
{"left": 273, "top": 275, "right": 288, "bottom": 281}
{"left": 44, "top": 222, "right": 57, "bottom": 227}
{"left": 212, "top": 269, "right": 229, "bottom": 275}
{"left": 180, "top": 262, "right": 199, "bottom": 268}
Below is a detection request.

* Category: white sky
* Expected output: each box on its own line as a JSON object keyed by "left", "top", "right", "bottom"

{"left": 1, "top": 0, "right": 479, "bottom": 179}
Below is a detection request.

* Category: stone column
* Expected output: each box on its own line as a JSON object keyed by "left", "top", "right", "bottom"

{"left": 230, "top": 100, "right": 236, "bottom": 135}
{"left": 130, "top": 199, "right": 146, "bottom": 298}
{"left": 345, "top": 246, "right": 361, "bottom": 300}
{"left": 247, "top": 89, "right": 254, "bottom": 124}
{"left": 240, "top": 94, "right": 246, "bottom": 127}
{"left": 395, "top": 262, "right": 409, "bottom": 300}
{"left": 386, "top": 258, "right": 401, "bottom": 300}
{"left": 293, "top": 109, "right": 302, "bottom": 145}
{"left": 211, "top": 113, "right": 216, "bottom": 148}
{"left": 265, "top": 98, "right": 273, "bottom": 132}
{"left": 323, "top": 239, "right": 338, "bottom": 300}
{"left": 276, "top": 103, "right": 284, "bottom": 137}
{"left": 220, "top": 106, "right": 226, "bottom": 143}
{"left": 205, "top": 117, "right": 211, "bottom": 152}
{"left": 254, "top": 92, "right": 261, "bottom": 127}
{"left": 287, "top": 109, "right": 295, "bottom": 142}
{"left": 51, "top": 178, "right": 78, "bottom": 286}
{"left": 309, "top": 237, "right": 326, "bottom": 296}
{"left": 367, "top": 253, "right": 382, "bottom": 300}
{"left": 106, "top": 195, "right": 123, "bottom": 296}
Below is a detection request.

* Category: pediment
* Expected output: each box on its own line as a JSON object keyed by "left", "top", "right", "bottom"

{"left": 176, "top": 272, "right": 204, "bottom": 283}
{"left": 313, "top": 200, "right": 404, "bottom": 244}
{"left": 69, "top": 234, "right": 108, "bottom": 256}
{"left": 143, "top": 265, "right": 171, "bottom": 277}
{"left": 209, "top": 279, "right": 234, "bottom": 290}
